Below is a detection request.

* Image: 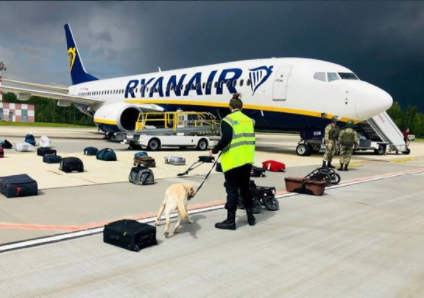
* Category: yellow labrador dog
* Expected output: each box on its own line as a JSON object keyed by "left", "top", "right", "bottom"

{"left": 154, "top": 183, "right": 196, "bottom": 238}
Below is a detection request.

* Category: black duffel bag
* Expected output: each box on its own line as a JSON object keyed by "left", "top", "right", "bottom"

{"left": 37, "top": 147, "right": 57, "bottom": 157}
{"left": 43, "top": 154, "right": 62, "bottom": 164}
{"left": 103, "top": 219, "right": 157, "bottom": 252}
{"left": 60, "top": 157, "right": 84, "bottom": 173}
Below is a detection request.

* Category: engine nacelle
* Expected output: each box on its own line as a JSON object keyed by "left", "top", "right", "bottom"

{"left": 57, "top": 100, "right": 72, "bottom": 107}
{"left": 93, "top": 102, "right": 141, "bottom": 132}
{"left": 16, "top": 92, "right": 32, "bottom": 101}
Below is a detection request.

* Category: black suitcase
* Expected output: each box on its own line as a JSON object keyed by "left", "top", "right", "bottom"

{"left": 43, "top": 154, "right": 62, "bottom": 164}
{"left": 103, "top": 219, "right": 157, "bottom": 252}
{"left": 0, "top": 174, "right": 38, "bottom": 198}
{"left": 37, "top": 147, "right": 57, "bottom": 157}
{"left": 60, "top": 157, "right": 84, "bottom": 173}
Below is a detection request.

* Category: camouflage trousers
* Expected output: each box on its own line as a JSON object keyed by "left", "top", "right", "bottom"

{"left": 323, "top": 140, "right": 336, "bottom": 162}
{"left": 339, "top": 145, "right": 354, "bottom": 164}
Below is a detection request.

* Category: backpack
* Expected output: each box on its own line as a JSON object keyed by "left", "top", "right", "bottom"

{"left": 84, "top": 147, "right": 99, "bottom": 156}
{"left": 262, "top": 160, "right": 286, "bottom": 172}
{"left": 340, "top": 130, "right": 355, "bottom": 147}
{"left": 24, "top": 134, "right": 36, "bottom": 146}
{"left": 60, "top": 157, "right": 84, "bottom": 173}
{"left": 96, "top": 148, "right": 117, "bottom": 161}
{"left": 0, "top": 139, "right": 13, "bottom": 149}
{"left": 129, "top": 167, "right": 155, "bottom": 185}
{"left": 39, "top": 135, "right": 51, "bottom": 148}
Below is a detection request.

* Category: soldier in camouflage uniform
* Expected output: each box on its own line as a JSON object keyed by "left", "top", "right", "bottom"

{"left": 338, "top": 120, "right": 359, "bottom": 171}
{"left": 322, "top": 116, "right": 339, "bottom": 168}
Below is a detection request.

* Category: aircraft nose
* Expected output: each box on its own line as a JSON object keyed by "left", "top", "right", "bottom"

{"left": 356, "top": 83, "right": 393, "bottom": 120}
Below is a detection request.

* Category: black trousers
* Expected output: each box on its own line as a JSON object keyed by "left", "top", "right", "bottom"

{"left": 224, "top": 164, "right": 253, "bottom": 212}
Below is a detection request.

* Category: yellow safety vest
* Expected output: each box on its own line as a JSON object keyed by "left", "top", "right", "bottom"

{"left": 220, "top": 111, "right": 255, "bottom": 172}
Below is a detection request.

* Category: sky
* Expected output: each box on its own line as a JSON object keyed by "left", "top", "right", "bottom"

{"left": 1, "top": 1, "right": 424, "bottom": 111}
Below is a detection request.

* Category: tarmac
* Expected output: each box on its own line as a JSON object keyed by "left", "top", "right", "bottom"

{"left": 1, "top": 126, "right": 424, "bottom": 298}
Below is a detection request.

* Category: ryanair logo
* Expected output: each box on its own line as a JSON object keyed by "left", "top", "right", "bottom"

{"left": 67, "top": 47, "right": 76, "bottom": 70}
{"left": 248, "top": 66, "right": 273, "bottom": 95}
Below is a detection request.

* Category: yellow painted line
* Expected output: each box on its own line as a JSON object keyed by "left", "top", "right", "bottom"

{"left": 124, "top": 99, "right": 357, "bottom": 122}
{"left": 391, "top": 158, "right": 415, "bottom": 163}
{"left": 93, "top": 118, "right": 117, "bottom": 125}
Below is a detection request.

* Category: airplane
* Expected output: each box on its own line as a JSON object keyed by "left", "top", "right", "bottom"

{"left": 0, "top": 24, "right": 392, "bottom": 142}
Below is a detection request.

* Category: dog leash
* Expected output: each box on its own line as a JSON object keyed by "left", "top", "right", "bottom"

{"left": 192, "top": 153, "right": 221, "bottom": 198}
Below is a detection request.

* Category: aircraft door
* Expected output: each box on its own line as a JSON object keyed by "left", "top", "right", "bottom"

{"left": 273, "top": 65, "right": 293, "bottom": 101}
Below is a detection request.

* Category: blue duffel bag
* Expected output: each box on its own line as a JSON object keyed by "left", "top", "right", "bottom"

{"left": 96, "top": 148, "right": 117, "bottom": 161}
{"left": 84, "top": 147, "right": 99, "bottom": 156}
{"left": 24, "top": 134, "right": 36, "bottom": 146}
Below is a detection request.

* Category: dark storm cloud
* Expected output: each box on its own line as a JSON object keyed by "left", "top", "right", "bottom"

{"left": 1, "top": 1, "right": 424, "bottom": 110}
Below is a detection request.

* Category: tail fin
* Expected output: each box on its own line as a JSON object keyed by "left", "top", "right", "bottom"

{"left": 64, "top": 24, "right": 98, "bottom": 85}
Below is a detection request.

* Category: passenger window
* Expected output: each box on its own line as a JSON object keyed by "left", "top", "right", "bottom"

{"left": 214, "top": 82, "right": 218, "bottom": 88}
{"left": 240, "top": 79, "right": 244, "bottom": 87}
{"left": 313, "top": 72, "right": 326, "bottom": 82}
{"left": 232, "top": 80, "right": 237, "bottom": 87}
{"left": 247, "top": 79, "right": 251, "bottom": 86}
{"left": 202, "top": 83, "right": 206, "bottom": 89}
{"left": 220, "top": 81, "right": 224, "bottom": 88}
{"left": 327, "top": 72, "right": 339, "bottom": 82}
{"left": 208, "top": 82, "right": 212, "bottom": 89}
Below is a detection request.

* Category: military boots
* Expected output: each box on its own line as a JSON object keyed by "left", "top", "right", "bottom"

{"left": 344, "top": 163, "right": 349, "bottom": 171}
{"left": 327, "top": 162, "right": 335, "bottom": 169}
{"left": 215, "top": 210, "right": 236, "bottom": 230}
{"left": 322, "top": 161, "right": 326, "bottom": 168}
{"left": 338, "top": 163, "right": 344, "bottom": 171}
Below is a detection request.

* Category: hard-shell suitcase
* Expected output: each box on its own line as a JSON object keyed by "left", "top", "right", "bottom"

{"left": 129, "top": 167, "right": 155, "bottom": 185}
{"left": 103, "top": 219, "right": 157, "bottom": 252}
{"left": 0, "top": 147, "right": 3, "bottom": 158}
{"left": 43, "top": 154, "right": 62, "bottom": 164}
{"left": 15, "top": 142, "right": 34, "bottom": 152}
{"left": 0, "top": 174, "right": 38, "bottom": 198}
{"left": 133, "top": 156, "right": 156, "bottom": 168}
{"left": 37, "top": 147, "right": 57, "bottom": 157}
{"left": 60, "top": 157, "right": 84, "bottom": 173}
{"left": 164, "top": 156, "right": 186, "bottom": 165}
{"left": 97, "top": 148, "right": 117, "bottom": 161}
{"left": 284, "top": 177, "right": 326, "bottom": 196}
{"left": 84, "top": 147, "right": 98, "bottom": 156}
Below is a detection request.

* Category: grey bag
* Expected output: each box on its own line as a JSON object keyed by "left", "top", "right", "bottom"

{"left": 129, "top": 167, "right": 155, "bottom": 185}
{"left": 164, "top": 156, "right": 186, "bottom": 165}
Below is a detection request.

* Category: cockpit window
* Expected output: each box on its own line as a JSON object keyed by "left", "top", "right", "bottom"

{"left": 313, "top": 72, "right": 326, "bottom": 82}
{"left": 338, "top": 72, "right": 359, "bottom": 80}
{"left": 327, "top": 72, "right": 339, "bottom": 82}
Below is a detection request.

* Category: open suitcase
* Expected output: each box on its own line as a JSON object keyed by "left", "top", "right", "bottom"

{"left": 0, "top": 174, "right": 38, "bottom": 198}
{"left": 103, "top": 219, "right": 157, "bottom": 252}
{"left": 284, "top": 177, "right": 326, "bottom": 196}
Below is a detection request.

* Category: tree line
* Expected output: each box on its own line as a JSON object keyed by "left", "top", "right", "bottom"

{"left": 2, "top": 93, "right": 95, "bottom": 126}
{"left": 387, "top": 102, "right": 423, "bottom": 138}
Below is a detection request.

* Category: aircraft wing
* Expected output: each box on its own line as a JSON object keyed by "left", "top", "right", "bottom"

{"left": 2, "top": 79, "right": 69, "bottom": 93}
{"left": 0, "top": 85, "right": 104, "bottom": 105}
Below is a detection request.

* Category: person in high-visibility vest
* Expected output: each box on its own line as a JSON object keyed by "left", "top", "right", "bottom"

{"left": 209, "top": 93, "right": 256, "bottom": 230}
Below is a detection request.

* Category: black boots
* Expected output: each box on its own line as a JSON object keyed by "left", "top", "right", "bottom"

{"left": 344, "top": 163, "right": 349, "bottom": 171}
{"left": 246, "top": 209, "right": 256, "bottom": 226}
{"left": 322, "top": 161, "right": 326, "bottom": 168}
{"left": 338, "top": 163, "right": 344, "bottom": 171}
{"left": 215, "top": 210, "right": 236, "bottom": 230}
{"left": 327, "top": 162, "right": 335, "bottom": 169}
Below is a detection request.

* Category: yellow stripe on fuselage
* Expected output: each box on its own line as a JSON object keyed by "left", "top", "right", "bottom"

{"left": 124, "top": 99, "right": 358, "bottom": 122}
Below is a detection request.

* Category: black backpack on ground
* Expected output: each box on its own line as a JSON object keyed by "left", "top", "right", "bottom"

{"left": 0, "top": 174, "right": 38, "bottom": 198}
{"left": 0, "top": 140, "right": 13, "bottom": 149}
{"left": 43, "top": 154, "right": 62, "bottom": 164}
{"left": 37, "top": 147, "right": 57, "bottom": 157}
{"left": 97, "top": 148, "right": 117, "bottom": 161}
{"left": 84, "top": 147, "right": 98, "bottom": 156}
{"left": 103, "top": 219, "right": 157, "bottom": 252}
{"left": 129, "top": 166, "right": 155, "bottom": 185}
{"left": 60, "top": 157, "right": 84, "bottom": 173}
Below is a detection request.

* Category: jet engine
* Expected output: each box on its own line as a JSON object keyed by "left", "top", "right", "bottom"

{"left": 16, "top": 93, "right": 32, "bottom": 101}
{"left": 93, "top": 102, "right": 142, "bottom": 132}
